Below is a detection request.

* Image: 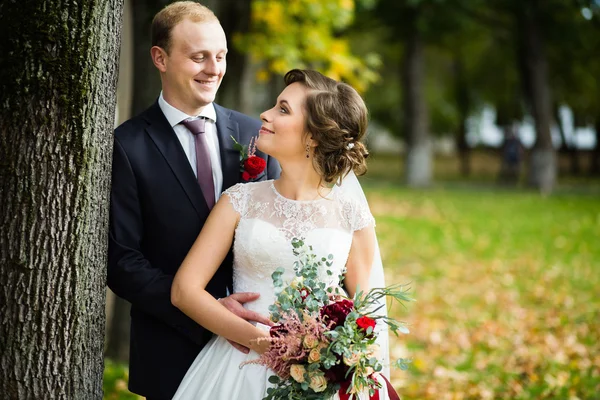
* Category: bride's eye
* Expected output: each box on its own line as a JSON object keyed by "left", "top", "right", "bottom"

{"left": 279, "top": 107, "right": 288, "bottom": 114}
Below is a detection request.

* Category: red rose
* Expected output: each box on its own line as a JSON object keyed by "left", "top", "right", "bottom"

{"left": 325, "top": 356, "right": 350, "bottom": 383}
{"left": 320, "top": 299, "right": 354, "bottom": 328}
{"left": 244, "top": 156, "right": 266, "bottom": 176}
{"left": 356, "top": 316, "right": 376, "bottom": 335}
{"left": 241, "top": 171, "right": 250, "bottom": 181}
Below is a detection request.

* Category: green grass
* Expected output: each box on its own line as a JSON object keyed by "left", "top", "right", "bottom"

{"left": 103, "top": 359, "right": 141, "bottom": 400}
{"left": 104, "top": 152, "right": 600, "bottom": 399}
{"left": 369, "top": 183, "right": 600, "bottom": 399}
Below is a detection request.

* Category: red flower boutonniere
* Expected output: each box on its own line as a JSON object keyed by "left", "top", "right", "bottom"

{"left": 231, "top": 136, "right": 267, "bottom": 181}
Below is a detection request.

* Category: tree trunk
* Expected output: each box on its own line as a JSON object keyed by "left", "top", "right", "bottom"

{"left": 402, "top": 10, "right": 431, "bottom": 187}
{"left": 517, "top": 0, "right": 556, "bottom": 193}
{"left": 105, "top": 296, "right": 132, "bottom": 362}
{"left": 130, "top": 0, "right": 170, "bottom": 116}
{"left": 0, "top": 0, "right": 123, "bottom": 398}
{"left": 105, "top": 0, "right": 133, "bottom": 363}
{"left": 214, "top": 0, "right": 253, "bottom": 113}
{"left": 591, "top": 117, "right": 600, "bottom": 176}
{"left": 553, "top": 104, "right": 580, "bottom": 175}
{"left": 454, "top": 55, "right": 471, "bottom": 177}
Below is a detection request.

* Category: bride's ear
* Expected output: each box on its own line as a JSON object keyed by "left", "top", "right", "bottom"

{"left": 307, "top": 134, "right": 318, "bottom": 148}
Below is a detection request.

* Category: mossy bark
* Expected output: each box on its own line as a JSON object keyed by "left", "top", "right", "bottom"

{"left": 0, "top": 0, "right": 124, "bottom": 398}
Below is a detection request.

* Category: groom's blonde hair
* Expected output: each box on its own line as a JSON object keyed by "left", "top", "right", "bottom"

{"left": 152, "top": 1, "right": 219, "bottom": 54}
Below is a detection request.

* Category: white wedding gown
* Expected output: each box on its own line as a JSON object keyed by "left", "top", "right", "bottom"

{"left": 173, "top": 180, "right": 391, "bottom": 400}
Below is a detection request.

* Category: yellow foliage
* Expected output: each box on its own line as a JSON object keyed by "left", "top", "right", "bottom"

{"left": 236, "top": 0, "right": 379, "bottom": 94}
{"left": 339, "top": 0, "right": 354, "bottom": 12}
{"left": 256, "top": 68, "right": 270, "bottom": 83}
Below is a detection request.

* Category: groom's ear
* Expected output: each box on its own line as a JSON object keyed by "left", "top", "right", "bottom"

{"left": 151, "top": 46, "right": 168, "bottom": 73}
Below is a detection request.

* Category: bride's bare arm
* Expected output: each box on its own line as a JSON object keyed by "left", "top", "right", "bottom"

{"left": 344, "top": 225, "right": 377, "bottom": 298}
{"left": 171, "top": 194, "right": 270, "bottom": 354}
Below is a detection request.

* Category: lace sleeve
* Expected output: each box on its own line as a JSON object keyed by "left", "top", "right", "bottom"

{"left": 352, "top": 200, "right": 376, "bottom": 231}
{"left": 222, "top": 183, "right": 249, "bottom": 217}
{"left": 341, "top": 196, "right": 376, "bottom": 232}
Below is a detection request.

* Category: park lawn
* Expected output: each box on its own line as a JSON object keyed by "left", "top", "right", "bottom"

{"left": 368, "top": 183, "right": 600, "bottom": 399}
{"left": 104, "top": 154, "right": 600, "bottom": 399}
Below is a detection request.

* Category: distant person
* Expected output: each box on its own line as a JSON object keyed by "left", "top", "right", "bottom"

{"left": 107, "top": 2, "right": 280, "bottom": 399}
{"left": 500, "top": 124, "right": 523, "bottom": 183}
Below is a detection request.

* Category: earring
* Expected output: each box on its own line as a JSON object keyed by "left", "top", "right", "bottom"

{"left": 305, "top": 143, "right": 310, "bottom": 159}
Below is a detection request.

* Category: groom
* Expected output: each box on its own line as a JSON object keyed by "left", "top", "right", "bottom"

{"left": 107, "top": 2, "right": 280, "bottom": 399}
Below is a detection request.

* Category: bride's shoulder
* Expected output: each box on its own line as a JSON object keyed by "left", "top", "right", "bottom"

{"left": 223, "top": 179, "right": 272, "bottom": 196}
{"left": 333, "top": 188, "right": 375, "bottom": 231}
{"left": 222, "top": 180, "right": 273, "bottom": 215}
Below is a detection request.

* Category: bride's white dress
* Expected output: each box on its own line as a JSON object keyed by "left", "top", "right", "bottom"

{"left": 173, "top": 180, "right": 391, "bottom": 400}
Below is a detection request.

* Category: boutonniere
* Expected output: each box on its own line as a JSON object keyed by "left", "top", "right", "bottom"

{"left": 231, "top": 136, "right": 267, "bottom": 181}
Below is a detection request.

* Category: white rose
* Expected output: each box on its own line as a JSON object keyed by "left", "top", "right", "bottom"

{"left": 308, "top": 373, "right": 328, "bottom": 393}
{"left": 290, "top": 364, "right": 306, "bottom": 383}
{"left": 343, "top": 351, "right": 361, "bottom": 367}
{"left": 308, "top": 348, "right": 321, "bottom": 363}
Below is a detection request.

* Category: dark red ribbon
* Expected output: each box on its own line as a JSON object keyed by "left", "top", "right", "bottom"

{"left": 338, "top": 375, "right": 399, "bottom": 400}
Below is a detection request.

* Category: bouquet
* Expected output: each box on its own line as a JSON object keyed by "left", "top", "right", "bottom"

{"left": 244, "top": 238, "right": 412, "bottom": 400}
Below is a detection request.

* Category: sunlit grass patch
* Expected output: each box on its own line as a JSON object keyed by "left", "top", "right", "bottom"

{"left": 368, "top": 184, "right": 600, "bottom": 399}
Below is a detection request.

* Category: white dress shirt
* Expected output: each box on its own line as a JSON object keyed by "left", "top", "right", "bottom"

{"left": 158, "top": 92, "right": 223, "bottom": 201}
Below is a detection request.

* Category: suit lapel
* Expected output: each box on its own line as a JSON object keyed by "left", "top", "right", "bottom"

{"left": 143, "top": 102, "right": 209, "bottom": 218}
{"left": 214, "top": 104, "right": 242, "bottom": 191}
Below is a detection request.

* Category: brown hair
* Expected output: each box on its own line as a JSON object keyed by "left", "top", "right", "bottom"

{"left": 284, "top": 69, "right": 369, "bottom": 185}
{"left": 152, "top": 1, "right": 218, "bottom": 53}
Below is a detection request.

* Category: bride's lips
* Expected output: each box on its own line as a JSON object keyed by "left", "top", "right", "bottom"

{"left": 259, "top": 127, "right": 275, "bottom": 135}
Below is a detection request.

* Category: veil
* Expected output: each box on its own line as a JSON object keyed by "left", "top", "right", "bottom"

{"left": 339, "top": 171, "right": 390, "bottom": 378}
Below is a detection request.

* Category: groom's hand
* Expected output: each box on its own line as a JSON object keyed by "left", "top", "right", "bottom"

{"left": 218, "top": 292, "right": 273, "bottom": 354}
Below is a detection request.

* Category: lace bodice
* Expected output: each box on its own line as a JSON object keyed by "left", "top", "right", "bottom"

{"left": 223, "top": 180, "right": 374, "bottom": 315}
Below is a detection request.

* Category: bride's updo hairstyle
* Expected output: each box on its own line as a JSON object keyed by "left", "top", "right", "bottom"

{"left": 284, "top": 69, "right": 369, "bottom": 185}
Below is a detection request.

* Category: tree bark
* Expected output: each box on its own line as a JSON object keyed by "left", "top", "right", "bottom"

{"left": 516, "top": 0, "right": 556, "bottom": 193}
{"left": 105, "top": 0, "right": 133, "bottom": 363}
{"left": 0, "top": 0, "right": 123, "bottom": 398}
{"left": 454, "top": 55, "right": 471, "bottom": 177}
{"left": 402, "top": 9, "right": 431, "bottom": 187}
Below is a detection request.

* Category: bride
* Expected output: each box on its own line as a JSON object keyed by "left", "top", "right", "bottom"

{"left": 171, "top": 69, "right": 393, "bottom": 399}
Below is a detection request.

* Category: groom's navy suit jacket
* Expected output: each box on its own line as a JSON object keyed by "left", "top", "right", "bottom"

{"left": 107, "top": 101, "right": 280, "bottom": 399}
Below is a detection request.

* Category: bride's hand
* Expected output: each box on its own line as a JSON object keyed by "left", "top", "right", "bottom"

{"left": 249, "top": 334, "right": 271, "bottom": 355}
{"left": 218, "top": 292, "right": 273, "bottom": 354}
